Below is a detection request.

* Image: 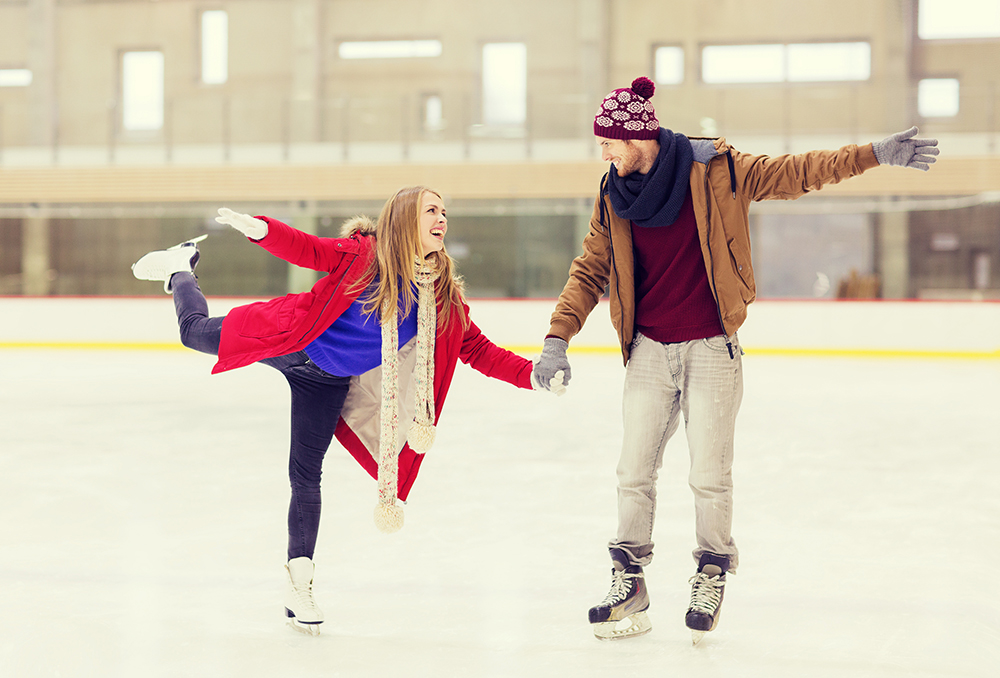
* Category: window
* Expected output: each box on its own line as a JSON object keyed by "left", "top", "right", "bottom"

{"left": 919, "top": 0, "right": 1000, "bottom": 39}
{"left": 918, "top": 78, "right": 960, "bottom": 117}
{"left": 423, "top": 94, "right": 444, "bottom": 132}
{"left": 786, "top": 43, "right": 870, "bottom": 82}
{"left": 703, "top": 44, "right": 784, "bottom": 83}
{"left": 482, "top": 42, "right": 527, "bottom": 125}
{"left": 654, "top": 46, "right": 684, "bottom": 85}
{"left": 201, "top": 10, "right": 228, "bottom": 84}
{"left": 122, "top": 51, "right": 164, "bottom": 131}
{"left": 0, "top": 69, "right": 32, "bottom": 87}
{"left": 972, "top": 252, "right": 991, "bottom": 290}
{"left": 338, "top": 40, "right": 442, "bottom": 59}
{"left": 702, "top": 42, "right": 871, "bottom": 84}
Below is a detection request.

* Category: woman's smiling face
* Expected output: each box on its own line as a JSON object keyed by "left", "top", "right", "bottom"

{"left": 418, "top": 191, "right": 447, "bottom": 258}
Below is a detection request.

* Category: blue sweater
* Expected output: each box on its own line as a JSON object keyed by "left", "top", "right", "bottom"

{"left": 304, "top": 292, "right": 418, "bottom": 377}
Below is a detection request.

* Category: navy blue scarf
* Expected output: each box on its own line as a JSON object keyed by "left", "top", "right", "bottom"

{"left": 607, "top": 127, "right": 693, "bottom": 228}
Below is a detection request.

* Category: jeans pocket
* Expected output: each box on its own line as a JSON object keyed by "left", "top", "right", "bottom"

{"left": 701, "top": 334, "right": 734, "bottom": 353}
{"left": 631, "top": 332, "right": 646, "bottom": 351}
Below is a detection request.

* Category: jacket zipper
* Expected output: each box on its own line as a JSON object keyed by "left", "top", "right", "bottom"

{"left": 294, "top": 246, "right": 359, "bottom": 346}
{"left": 600, "top": 174, "right": 628, "bottom": 361}
{"left": 704, "top": 150, "right": 737, "bottom": 360}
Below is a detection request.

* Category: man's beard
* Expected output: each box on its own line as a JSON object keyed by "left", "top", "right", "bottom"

{"left": 614, "top": 145, "right": 641, "bottom": 176}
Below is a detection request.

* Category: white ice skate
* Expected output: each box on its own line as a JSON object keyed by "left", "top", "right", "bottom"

{"left": 131, "top": 234, "right": 207, "bottom": 293}
{"left": 285, "top": 556, "right": 324, "bottom": 636}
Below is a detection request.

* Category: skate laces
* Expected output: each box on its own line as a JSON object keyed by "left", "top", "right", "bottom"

{"left": 601, "top": 568, "right": 642, "bottom": 606}
{"left": 688, "top": 571, "right": 724, "bottom": 614}
{"left": 289, "top": 579, "right": 319, "bottom": 612}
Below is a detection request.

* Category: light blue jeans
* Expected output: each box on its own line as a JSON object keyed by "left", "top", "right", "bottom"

{"left": 610, "top": 332, "right": 743, "bottom": 572}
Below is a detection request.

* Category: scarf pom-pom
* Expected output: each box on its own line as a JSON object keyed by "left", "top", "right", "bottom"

{"left": 374, "top": 502, "right": 404, "bottom": 533}
{"left": 407, "top": 421, "right": 436, "bottom": 452}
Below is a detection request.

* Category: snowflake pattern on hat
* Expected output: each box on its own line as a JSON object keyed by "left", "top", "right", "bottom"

{"left": 593, "top": 76, "right": 659, "bottom": 140}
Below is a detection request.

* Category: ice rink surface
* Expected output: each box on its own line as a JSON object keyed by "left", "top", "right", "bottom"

{"left": 1, "top": 342, "right": 998, "bottom": 677}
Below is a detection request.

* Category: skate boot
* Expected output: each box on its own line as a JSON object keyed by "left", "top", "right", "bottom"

{"left": 686, "top": 552, "right": 729, "bottom": 645}
{"left": 588, "top": 548, "right": 651, "bottom": 640}
{"left": 285, "top": 556, "right": 324, "bottom": 636}
{"left": 131, "top": 235, "right": 207, "bottom": 293}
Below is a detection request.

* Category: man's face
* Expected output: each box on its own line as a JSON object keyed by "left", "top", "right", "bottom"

{"left": 598, "top": 137, "right": 642, "bottom": 177}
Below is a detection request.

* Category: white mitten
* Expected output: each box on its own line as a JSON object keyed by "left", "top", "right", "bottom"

{"left": 215, "top": 207, "right": 268, "bottom": 240}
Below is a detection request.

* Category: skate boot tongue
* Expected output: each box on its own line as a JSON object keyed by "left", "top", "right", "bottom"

{"left": 610, "top": 548, "right": 630, "bottom": 573}
{"left": 701, "top": 564, "right": 723, "bottom": 577}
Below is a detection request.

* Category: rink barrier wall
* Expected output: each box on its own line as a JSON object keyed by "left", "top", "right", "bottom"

{"left": 1, "top": 297, "right": 998, "bottom": 360}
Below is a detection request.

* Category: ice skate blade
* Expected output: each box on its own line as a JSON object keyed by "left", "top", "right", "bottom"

{"left": 285, "top": 607, "right": 322, "bottom": 636}
{"left": 593, "top": 611, "right": 652, "bottom": 640}
{"left": 169, "top": 234, "right": 208, "bottom": 249}
{"left": 287, "top": 618, "right": 321, "bottom": 636}
{"left": 689, "top": 614, "right": 719, "bottom": 645}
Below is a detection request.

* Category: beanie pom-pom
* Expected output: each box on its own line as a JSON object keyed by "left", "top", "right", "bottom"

{"left": 407, "top": 420, "right": 436, "bottom": 452}
{"left": 631, "top": 77, "right": 655, "bottom": 99}
{"left": 374, "top": 502, "right": 404, "bottom": 533}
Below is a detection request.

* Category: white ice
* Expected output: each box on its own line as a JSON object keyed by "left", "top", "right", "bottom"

{"left": 1, "top": 303, "right": 999, "bottom": 678}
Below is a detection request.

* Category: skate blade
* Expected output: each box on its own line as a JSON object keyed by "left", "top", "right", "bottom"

{"left": 593, "top": 611, "right": 652, "bottom": 640}
{"left": 689, "top": 612, "right": 720, "bottom": 646}
{"left": 169, "top": 234, "right": 208, "bottom": 249}
{"left": 285, "top": 607, "right": 322, "bottom": 636}
{"left": 287, "top": 618, "right": 321, "bottom": 636}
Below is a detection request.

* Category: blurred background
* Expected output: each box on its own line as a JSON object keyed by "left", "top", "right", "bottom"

{"left": 0, "top": 0, "right": 998, "bottom": 301}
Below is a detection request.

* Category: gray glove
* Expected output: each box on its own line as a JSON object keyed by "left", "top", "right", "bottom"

{"left": 872, "top": 127, "right": 939, "bottom": 171}
{"left": 531, "top": 337, "right": 571, "bottom": 395}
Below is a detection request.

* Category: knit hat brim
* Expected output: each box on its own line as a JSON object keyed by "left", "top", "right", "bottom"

{"left": 593, "top": 123, "right": 660, "bottom": 140}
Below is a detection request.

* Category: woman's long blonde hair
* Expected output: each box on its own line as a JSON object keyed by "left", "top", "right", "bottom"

{"left": 344, "top": 186, "right": 467, "bottom": 331}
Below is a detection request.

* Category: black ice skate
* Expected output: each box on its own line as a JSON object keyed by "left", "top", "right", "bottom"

{"left": 686, "top": 552, "right": 729, "bottom": 645}
{"left": 588, "top": 548, "right": 651, "bottom": 640}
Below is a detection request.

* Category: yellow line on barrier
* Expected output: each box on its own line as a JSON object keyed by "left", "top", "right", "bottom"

{"left": 0, "top": 341, "right": 185, "bottom": 351}
{"left": 1, "top": 341, "right": 998, "bottom": 360}
{"left": 550, "top": 345, "right": 1000, "bottom": 360}
{"left": 743, "top": 346, "right": 1000, "bottom": 360}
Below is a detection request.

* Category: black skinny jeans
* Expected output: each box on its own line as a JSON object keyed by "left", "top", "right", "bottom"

{"left": 172, "top": 272, "right": 350, "bottom": 561}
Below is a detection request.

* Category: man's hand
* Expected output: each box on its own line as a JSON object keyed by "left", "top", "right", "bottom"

{"left": 531, "top": 337, "right": 571, "bottom": 395}
{"left": 872, "top": 127, "right": 939, "bottom": 171}
{"left": 215, "top": 207, "right": 268, "bottom": 240}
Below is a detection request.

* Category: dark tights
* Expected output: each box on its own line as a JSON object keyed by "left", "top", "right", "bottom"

{"left": 172, "top": 272, "right": 350, "bottom": 560}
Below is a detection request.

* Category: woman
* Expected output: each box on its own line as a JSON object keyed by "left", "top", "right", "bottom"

{"left": 131, "top": 186, "right": 564, "bottom": 635}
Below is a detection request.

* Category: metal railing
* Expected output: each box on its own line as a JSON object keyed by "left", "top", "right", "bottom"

{"left": 2, "top": 82, "right": 998, "bottom": 167}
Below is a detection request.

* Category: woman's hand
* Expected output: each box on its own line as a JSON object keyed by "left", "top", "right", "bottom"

{"left": 215, "top": 207, "right": 268, "bottom": 240}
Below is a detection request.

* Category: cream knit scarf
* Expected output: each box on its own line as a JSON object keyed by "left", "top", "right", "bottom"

{"left": 374, "top": 262, "right": 439, "bottom": 533}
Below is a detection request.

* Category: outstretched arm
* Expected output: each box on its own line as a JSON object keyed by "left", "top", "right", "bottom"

{"left": 214, "top": 207, "right": 354, "bottom": 272}
{"left": 735, "top": 127, "right": 938, "bottom": 202}
{"left": 458, "top": 318, "right": 535, "bottom": 388}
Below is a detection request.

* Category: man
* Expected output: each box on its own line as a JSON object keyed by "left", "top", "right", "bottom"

{"left": 532, "top": 77, "right": 938, "bottom": 644}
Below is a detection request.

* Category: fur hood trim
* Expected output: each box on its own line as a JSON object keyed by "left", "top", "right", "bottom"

{"left": 341, "top": 215, "right": 376, "bottom": 237}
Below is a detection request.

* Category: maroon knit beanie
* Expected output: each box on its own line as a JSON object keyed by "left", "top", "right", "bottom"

{"left": 593, "top": 76, "right": 659, "bottom": 140}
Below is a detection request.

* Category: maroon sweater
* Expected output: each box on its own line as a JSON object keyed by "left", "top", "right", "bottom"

{"left": 631, "top": 189, "right": 724, "bottom": 343}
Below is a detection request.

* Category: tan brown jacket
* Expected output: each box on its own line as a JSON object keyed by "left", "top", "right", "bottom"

{"left": 547, "top": 136, "right": 880, "bottom": 364}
